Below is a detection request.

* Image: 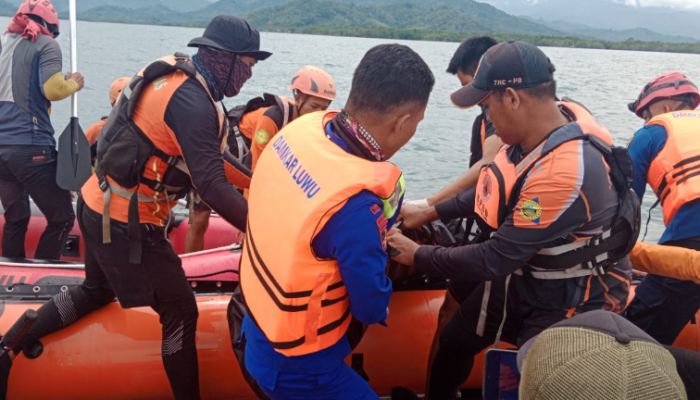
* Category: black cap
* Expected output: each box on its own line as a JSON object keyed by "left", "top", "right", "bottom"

{"left": 450, "top": 41, "right": 554, "bottom": 109}
{"left": 188, "top": 15, "right": 272, "bottom": 61}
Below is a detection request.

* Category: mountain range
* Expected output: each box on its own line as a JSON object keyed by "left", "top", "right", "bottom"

{"left": 482, "top": 0, "right": 700, "bottom": 40}
{"left": 0, "top": 0, "right": 696, "bottom": 44}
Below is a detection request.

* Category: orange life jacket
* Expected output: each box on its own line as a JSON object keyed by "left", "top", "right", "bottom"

{"left": 473, "top": 99, "right": 639, "bottom": 280}
{"left": 85, "top": 53, "right": 250, "bottom": 263}
{"left": 475, "top": 100, "right": 613, "bottom": 231}
{"left": 646, "top": 110, "right": 700, "bottom": 225}
{"left": 227, "top": 93, "right": 293, "bottom": 164}
{"left": 240, "top": 111, "right": 404, "bottom": 357}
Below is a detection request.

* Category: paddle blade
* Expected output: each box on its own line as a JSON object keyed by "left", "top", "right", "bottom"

{"left": 56, "top": 117, "right": 92, "bottom": 191}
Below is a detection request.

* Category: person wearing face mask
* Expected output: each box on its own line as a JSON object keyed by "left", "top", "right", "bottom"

{"left": 0, "top": 15, "right": 269, "bottom": 400}
{"left": 184, "top": 66, "right": 336, "bottom": 253}
{"left": 624, "top": 72, "right": 700, "bottom": 346}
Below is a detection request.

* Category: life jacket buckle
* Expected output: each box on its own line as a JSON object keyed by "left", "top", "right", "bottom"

{"left": 166, "top": 156, "right": 179, "bottom": 167}
{"left": 585, "top": 260, "right": 598, "bottom": 275}
{"left": 153, "top": 182, "right": 166, "bottom": 193}
{"left": 98, "top": 176, "right": 109, "bottom": 192}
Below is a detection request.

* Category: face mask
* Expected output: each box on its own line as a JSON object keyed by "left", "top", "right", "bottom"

{"left": 225, "top": 57, "right": 253, "bottom": 97}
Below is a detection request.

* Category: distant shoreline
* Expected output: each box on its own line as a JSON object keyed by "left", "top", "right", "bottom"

{"left": 260, "top": 26, "right": 700, "bottom": 54}
{"left": 4, "top": 12, "right": 697, "bottom": 55}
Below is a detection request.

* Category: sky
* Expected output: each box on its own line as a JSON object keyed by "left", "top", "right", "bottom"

{"left": 618, "top": 0, "right": 700, "bottom": 10}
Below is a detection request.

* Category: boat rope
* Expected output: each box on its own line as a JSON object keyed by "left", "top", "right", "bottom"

{"left": 185, "top": 269, "right": 239, "bottom": 279}
{"left": 0, "top": 262, "right": 85, "bottom": 269}
{"left": 179, "top": 242, "right": 242, "bottom": 258}
{"left": 0, "top": 243, "right": 242, "bottom": 270}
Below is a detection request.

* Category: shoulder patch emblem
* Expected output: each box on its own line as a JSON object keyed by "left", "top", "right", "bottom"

{"left": 153, "top": 77, "right": 168, "bottom": 91}
{"left": 481, "top": 173, "right": 493, "bottom": 202}
{"left": 255, "top": 129, "right": 270, "bottom": 145}
{"left": 520, "top": 198, "right": 542, "bottom": 225}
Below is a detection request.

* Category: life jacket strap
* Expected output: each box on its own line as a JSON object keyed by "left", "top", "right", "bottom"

{"left": 106, "top": 182, "right": 178, "bottom": 204}
{"left": 101, "top": 183, "right": 112, "bottom": 245}
{"left": 232, "top": 126, "right": 250, "bottom": 162}
{"left": 97, "top": 177, "right": 178, "bottom": 263}
{"left": 493, "top": 274, "right": 511, "bottom": 349}
{"left": 516, "top": 254, "right": 610, "bottom": 280}
{"left": 476, "top": 281, "right": 491, "bottom": 337}
{"left": 536, "top": 229, "right": 612, "bottom": 256}
{"left": 475, "top": 275, "right": 513, "bottom": 348}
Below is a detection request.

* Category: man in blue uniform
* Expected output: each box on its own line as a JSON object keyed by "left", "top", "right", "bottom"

{"left": 239, "top": 44, "right": 435, "bottom": 400}
{"left": 624, "top": 72, "right": 700, "bottom": 345}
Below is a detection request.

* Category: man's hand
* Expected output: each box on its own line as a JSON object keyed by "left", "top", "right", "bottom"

{"left": 387, "top": 228, "right": 420, "bottom": 267}
{"left": 66, "top": 72, "right": 85, "bottom": 91}
{"left": 400, "top": 202, "right": 439, "bottom": 230}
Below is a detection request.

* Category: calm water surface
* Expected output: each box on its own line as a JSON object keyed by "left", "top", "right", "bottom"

{"left": 6, "top": 17, "right": 700, "bottom": 243}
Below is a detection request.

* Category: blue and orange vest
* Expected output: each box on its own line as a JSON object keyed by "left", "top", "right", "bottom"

{"left": 240, "top": 111, "right": 404, "bottom": 357}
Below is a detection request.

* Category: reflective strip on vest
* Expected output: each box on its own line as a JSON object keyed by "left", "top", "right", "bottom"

{"left": 381, "top": 174, "right": 406, "bottom": 220}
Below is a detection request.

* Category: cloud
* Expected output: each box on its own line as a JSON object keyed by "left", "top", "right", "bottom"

{"left": 618, "top": 0, "right": 700, "bottom": 11}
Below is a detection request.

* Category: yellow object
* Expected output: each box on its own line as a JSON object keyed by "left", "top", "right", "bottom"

{"left": 43, "top": 72, "right": 79, "bottom": 102}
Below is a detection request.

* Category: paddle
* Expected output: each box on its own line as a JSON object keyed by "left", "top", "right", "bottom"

{"left": 56, "top": 0, "right": 91, "bottom": 191}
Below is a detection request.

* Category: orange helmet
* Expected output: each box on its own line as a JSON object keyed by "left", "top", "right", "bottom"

{"left": 18, "top": 0, "right": 59, "bottom": 36}
{"left": 109, "top": 77, "right": 130, "bottom": 105}
{"left": 288, "top": 66, "right": 336, "bottom": 102}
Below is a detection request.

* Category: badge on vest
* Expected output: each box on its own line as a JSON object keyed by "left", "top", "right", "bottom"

{"left": 255, "top": 129, "right": 270, "bottom": 145}
{"left": 519, "top": 198, "right": 542, "bottom": 225}
{"left": 481, "top": 173, "right": 493, "bottom": 202}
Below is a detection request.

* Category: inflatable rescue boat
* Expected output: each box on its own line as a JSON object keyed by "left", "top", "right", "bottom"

{"left": 0, "top": 200, "right": 242, "bottom": 262}
{"left": 0, "top": 246, "right": 698, "bottom": 400}
{"left": 0, "top": 207, "right": 698, "bottom": 399}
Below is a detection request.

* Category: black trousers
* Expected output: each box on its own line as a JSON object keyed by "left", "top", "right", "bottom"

{"left": 428, "top": 279, "right": 566, "bottom": 400}
{"left": 10, "top": 199, "right": 200, "bottom": 400}
{"left": 0, "top": 145, "right": 74, "bottom": 259}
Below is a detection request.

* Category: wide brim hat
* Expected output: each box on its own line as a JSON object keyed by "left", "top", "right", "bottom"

{"left": 188, "top": 15, "right": 272, "bottom": 61}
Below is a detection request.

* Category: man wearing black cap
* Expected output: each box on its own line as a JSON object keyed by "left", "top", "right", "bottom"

{"left": 0, "top": 15, "right": 270, "bottom": 400}
{"left": 389, "top": 41, "right": 637, "bottom": 399}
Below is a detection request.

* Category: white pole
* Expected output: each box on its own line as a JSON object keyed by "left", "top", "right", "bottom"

{"left": 69, "top": 0, "right": 77, "bottom": 118}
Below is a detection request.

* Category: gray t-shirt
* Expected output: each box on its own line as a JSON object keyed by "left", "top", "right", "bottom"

{"left": 0, "top": 33, "right": 63, "bottom": 146}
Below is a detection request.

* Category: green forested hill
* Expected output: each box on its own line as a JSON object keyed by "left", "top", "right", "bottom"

{"left": 336, "top": 0, "right": 563, "bottom": 35}
{"left": 0, "top": 0, "right": 696, "bottom": 53}
{"left": 244, "top": 1, "right": 496, "bottom": 34}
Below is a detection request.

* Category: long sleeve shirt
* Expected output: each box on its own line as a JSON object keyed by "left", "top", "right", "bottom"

{"left": 627, "top": 124, "right": 700, "bottom": 244}
{"left": 241, "top": 116, "right": 399, "bottom": 382}
{"left": 416, "top": 122, "right": 631, "bottom": 313}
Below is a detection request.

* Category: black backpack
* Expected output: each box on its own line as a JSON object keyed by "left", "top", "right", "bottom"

{"left": 227, "top": 94, "right": 291, "bottom": 167}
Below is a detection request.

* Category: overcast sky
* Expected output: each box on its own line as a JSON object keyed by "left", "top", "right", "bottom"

{"left": 619, "top": 0, "right": 700, "bottom": 10}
